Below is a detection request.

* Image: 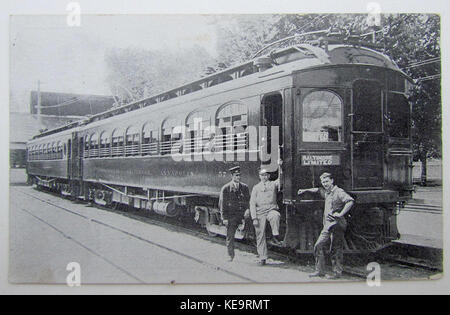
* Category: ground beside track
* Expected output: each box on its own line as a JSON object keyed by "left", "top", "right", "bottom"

{"left": 8, "top": 169, "right": 442, "bottom": 284}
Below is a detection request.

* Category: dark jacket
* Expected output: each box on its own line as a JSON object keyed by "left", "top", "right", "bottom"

{"left": 219, "top": 181, "right": 250, "bottom": 220}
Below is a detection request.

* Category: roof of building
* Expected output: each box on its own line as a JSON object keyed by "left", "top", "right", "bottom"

{"left": 10, "top": 112, "right": 83, "bottom": 143}
{"left": 30, "top": 91, "right": 116, "bottom": 117}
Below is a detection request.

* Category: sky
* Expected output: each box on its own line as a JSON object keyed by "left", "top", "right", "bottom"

{"left": 10, "top": 14, "right": 219, "bottom": 112}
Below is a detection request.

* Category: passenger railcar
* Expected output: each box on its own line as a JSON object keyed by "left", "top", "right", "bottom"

{"left": 27, "top": 35, "right": 414, "bottom": 253}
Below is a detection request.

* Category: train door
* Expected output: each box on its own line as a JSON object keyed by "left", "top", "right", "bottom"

{"left": 67, "top": 139, "right": 71, "bottom": 178}
{"left": 70, "top": 131, "right": 83, "bottom": 180}
{"left": 261, "top": 93, "right": 283, "bottom": 176}
{"left": 351, "top": 80, "right": 384, "bottom": 189}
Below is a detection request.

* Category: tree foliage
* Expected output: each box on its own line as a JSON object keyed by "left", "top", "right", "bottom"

{"left": 104, "top": 45, "right": 215, "bottom": 104}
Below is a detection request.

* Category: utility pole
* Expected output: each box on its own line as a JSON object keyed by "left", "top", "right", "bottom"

{"left": 37, "top": 80, "right": 42, "bottom": 127}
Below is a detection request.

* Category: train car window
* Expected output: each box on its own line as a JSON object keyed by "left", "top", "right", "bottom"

{"left": 52, "top": 142, "right": 57, "bottom": 160}
{"left": 125, "top": 126, "right": 140, "bottom": 156}
{"left": 216, "top": 102, "right": 248, "bottom": 151}
{"left": 112, "top": 128, "right": 125, "bottom": 157}
{"left": 100, "top": 131, "right": 111, "bottom": 157}
{"left": 353, "top": 80, "right": 382, "bottom": 132}
{"left": 50, "top": 143, "right": 54, "bottom": 159}
{"left": 57, "top": 141, "right": 62, "bottom": 159}
{"left": 46, "top": 143, "right": 51, "bottom": 160}
{"left": 302, "top": 90, "right": 342, "bottom": 142}
{"left": 161, "top": 117, "right": 183, "bottom": 155}
{"left": 386, "top": 93, "right": 410, "bottom": 139}
{"left": 89, "top": 133, "right": 99, "bottom": 158}
{"left": 84, "top": 135, "right": 90, "bottom": 158}
{"left": 186, "top": 111, "right": 211, "bottom": 153}
{"left": 142, "top": 122, "right": 158, "bottom": 156}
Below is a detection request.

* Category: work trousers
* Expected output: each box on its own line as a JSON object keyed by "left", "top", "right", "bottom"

{"left": 225, "top": 217, "right": 242, "bottom": 259}
{"left": 313, "top": 225, "right": 345, "bottom": 275}
{"left": 254, "top": 210, "right": 280, "bottom": 260}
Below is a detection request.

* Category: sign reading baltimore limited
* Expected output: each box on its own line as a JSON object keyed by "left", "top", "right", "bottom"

{"left": 301, "top": 155, "right": 340, "bottom": 166}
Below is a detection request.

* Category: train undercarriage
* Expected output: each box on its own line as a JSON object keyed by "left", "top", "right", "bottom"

{"left": 29, "top": 175, "right": 400, "bottom": 254}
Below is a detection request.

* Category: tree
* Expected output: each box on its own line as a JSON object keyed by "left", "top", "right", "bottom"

{"left": 104, "top": 45, "right": 216, "bottom": 104}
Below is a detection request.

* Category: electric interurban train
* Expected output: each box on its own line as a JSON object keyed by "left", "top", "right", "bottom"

{"left": 27, "top": 35, "right": 414, "bottom": 253}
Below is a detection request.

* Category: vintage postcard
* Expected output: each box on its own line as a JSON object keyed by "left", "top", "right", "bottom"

{"left": 4, "top": 1, "right": 446, "bottom": 296}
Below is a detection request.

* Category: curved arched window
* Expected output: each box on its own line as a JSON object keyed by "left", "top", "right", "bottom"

{"left": 100, "top": 131, "right": 111, "bottom": 157}
{"left": 112, "top": 128, "right": 124, "bottom": 157}
{"left": 142, "top": 122, "right": 158, "bottom": 155}
{"left": 215, "top": 102, "right": 248, "bottom": 151}
{"left": 57, "top": 141, "right": 63, "bottom": 159}
{"left": 186, "top": 110, "right": 211, "bottom": 153}
{"left": 46, "top": 143, "right": 51, "bottom": 160}
{"left": 302, "top": 90, "right": 343, "bottom": 142}
{"left": 161, "top": 116, "right": 184, "bottom": 155}
{"left": 89, "top": 133, "right": 99, "bottom": 158}
{"left": 52, "top": 142, "right": 57, "bottom": 160}
{"left": 84, "top": 135, "right": 90, "bottom": 158}
{"left": 125, "top": 126, "right": 140, "bottom": 156}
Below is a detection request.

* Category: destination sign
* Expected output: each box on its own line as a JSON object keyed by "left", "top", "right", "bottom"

{"left": 301, "top": 155, "right": 340, "bottom": 166}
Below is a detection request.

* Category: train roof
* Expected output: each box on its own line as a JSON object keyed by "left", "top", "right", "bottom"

{"left": 31, "top": 40, "right": 408, "bottom": 141}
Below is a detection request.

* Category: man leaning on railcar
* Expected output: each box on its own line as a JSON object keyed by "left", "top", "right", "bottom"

{"left": 249, "top": 168, "right": 283, "bottom": 266}
{"left": 297, "top": 172, "right": 354, "bottom": 279}
{"left": 219, "top": 166, "right": 250, "bottom": 262}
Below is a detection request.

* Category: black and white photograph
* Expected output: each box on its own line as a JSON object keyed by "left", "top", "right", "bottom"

{"left": 2, "top": 0, "right": 447, "bottom": 295}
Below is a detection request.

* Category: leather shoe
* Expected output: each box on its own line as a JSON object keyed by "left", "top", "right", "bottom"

{"left": 257, "top": 259, "right": 266, "bottom": 266}
{"left": 309, "top": 271, "right": 325, "bottom": 278}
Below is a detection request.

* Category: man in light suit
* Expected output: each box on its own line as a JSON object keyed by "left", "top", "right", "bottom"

{"left": 219, "top": 166, "right": 250, "bottom": 262}
{"left": 250, "top": 168, "right": 283, "bottom": 266}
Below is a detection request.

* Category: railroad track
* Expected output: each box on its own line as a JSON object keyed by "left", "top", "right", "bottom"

{"left": 401, "top": 203, "right": 442, "bottom": 214}
{"left": 13, "top": 186, "right": 442, "bottom": 282}
{"left": 13, "top": 186, "right": 260, "bottom": 283}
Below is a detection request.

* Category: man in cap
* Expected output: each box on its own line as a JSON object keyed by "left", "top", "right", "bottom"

{"left": 297, "top": 172, "right": 354, "bottom": 279}
{"left": 249, "top": 168, "right": 283, "bottom": 266}
{"left": 219, "top": 166, "right": 250, "bottom": 262}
